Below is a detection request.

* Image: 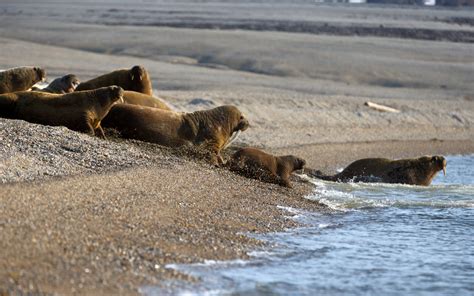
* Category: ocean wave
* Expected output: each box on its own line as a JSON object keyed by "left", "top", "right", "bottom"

{"left": 304, "top": 175, "right": 474, "bottom": 211}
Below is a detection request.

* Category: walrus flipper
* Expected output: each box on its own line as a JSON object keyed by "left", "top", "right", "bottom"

{"left": 307, "top": 169, "right": 339, "bottom": 182}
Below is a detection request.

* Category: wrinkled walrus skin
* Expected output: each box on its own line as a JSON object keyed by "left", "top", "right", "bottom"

{"left": 122, "top": 91, "right": 171, "bottom": 110}
{"left": 0, "top": 67, "right": 46, "bottom": 94}
{"left": 76, "top": 65, "right": 152, "bottom": 95}
{"left": 32, "top": 74, "right": 80, "bottom": 94}
{"left": 102, "top": 104, "right": 249, "bottom": 165}
{"left": 228, "top": 147, "right": 306, "bottom": 188}
{"left": 8, "top": 86, "right": 124, "bottom": 138}
{"left": 309, "top": 156, "right": 447, "bottom": 186}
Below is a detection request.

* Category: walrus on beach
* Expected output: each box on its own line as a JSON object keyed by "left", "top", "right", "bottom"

{"left": 32, "top": 74, "right": 80, "bottom": 94}
{"left": 102, "top": 104, "right": 249, "bottom": 165}
{"left": 0, "top": 92, "right": 17, "bottom": 119}
{"left": 309, "top": 156, "right": 447, "bottom": 186}
{"left": 228, "top": 147, "right": 306, "bottom": 188}
{"left": 76, "top": 65, "right": 152, "bottom": 95}
{"left": 0, "top": 66, "right": 46, "bottom": 94}
{"left": 122, "top": 90, "right": 171, "bottom": 110}
{"left": 10, "top": 86, "right": 124, "bottom": 137}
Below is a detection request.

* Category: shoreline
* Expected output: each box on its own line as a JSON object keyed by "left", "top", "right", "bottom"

{"left": 1, "top": 1, "right": 473, "bottom": 294}
{"left": 1, "top": 119, "right": 473, "bottom": 294}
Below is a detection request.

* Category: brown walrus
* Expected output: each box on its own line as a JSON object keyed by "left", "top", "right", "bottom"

{"left": 32, "top": 74, "right": 80, "bottom": 94}
{"left": 228, "top": 147, "right": 306, "bottom": 188}
{"left": 122, "top": 90, "right": 171, "bottom": 110}
{"left": 75, "top": 65, "right": 152, "bottom": 95}
{"left": 102, "top": 104, "right": 249, "bottom": 165}
{"left": 10, "top": 86, "right": 124, "bottom": 137}
{"left": 0, "top": 92, "right": 17, "bottom": 119}
{"left": 309, "top": 156, "right": 447, "bottom": 186}
{"left": 0, "top": 66, "right": 46, "bottom": 94}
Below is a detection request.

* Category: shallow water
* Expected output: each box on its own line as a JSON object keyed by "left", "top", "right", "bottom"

{"left": 143, "top": 155, "right": 474, "bottom": 296}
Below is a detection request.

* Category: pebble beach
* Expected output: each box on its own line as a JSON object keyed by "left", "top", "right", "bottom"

{"left": 1, "top": 1, "right": 474, "bottom": 294}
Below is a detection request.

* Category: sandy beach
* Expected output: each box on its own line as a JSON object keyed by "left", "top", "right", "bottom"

{"left": 1, "top": 0, "right": 473, "bottom": 294}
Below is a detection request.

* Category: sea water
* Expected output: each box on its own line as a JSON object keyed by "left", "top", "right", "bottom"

{"left": 143, "top": 155, "right": 474, "bottom": 296}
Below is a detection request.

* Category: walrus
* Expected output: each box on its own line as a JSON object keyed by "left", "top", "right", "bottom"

{"left": 0, "top": 66, "right": 46, "bottom": 94}
{"left": 102, "top": 104, "right": 249, "bottom": 165}
{"left": 10, "top": 86, "right": 124, "bottom": 137}
{"left": 75, "top": 65, "right": 152, "bottom": 95}
{"left": 0, "top": 92, "right": 17, "bottom": 119}
{"left": 228, "top": 147, "right": 306, "bottom": 188}
{"left": 122, "top": 90, "right": 171, "bottom": 110}
{"left": 309, "top": 156, "right": 447, "bottom": 186}
{"left": 32, "top": 74, "right": 80, "bottom": 94}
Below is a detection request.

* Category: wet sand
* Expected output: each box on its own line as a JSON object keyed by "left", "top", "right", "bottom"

{"left": 1, "top": 1, "right": 474, "bottom": 294}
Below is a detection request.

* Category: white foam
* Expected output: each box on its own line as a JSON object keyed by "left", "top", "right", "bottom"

{"left": 304, "top": 174, "right": 474, "bottom": 210}
{"left": 167, "top": 258, "right": 250, "bottom": 270}
{"left": 248, "top": 250, "right": 277, "bottom": 258}
{"left": 277, "top": 205, "right": 301, "bottom": 214}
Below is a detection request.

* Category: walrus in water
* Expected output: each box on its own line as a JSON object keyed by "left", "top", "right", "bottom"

{"left": 76, "top": 65, "right": 152, "bottom": 95}
{"left": 102, "top": 104, "right": 249, "bottom": 165}
{"left": 309, "top": 156, "right": 447, "bottom": 186}
{"left": 0, "top": 66, "right": 46, "bottom": 94}
{"left": 122, "top": 90, "right": 171, "bottom": 110}
{"left": 32, "top": 74, "right": 80, "bottom": 94}
{"left": 10, "top": 86, "right": 124, "bottom": 137}
{"left": 228, "top": 147, "right": 306, "bottom": 188}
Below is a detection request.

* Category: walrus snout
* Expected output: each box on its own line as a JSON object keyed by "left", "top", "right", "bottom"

{"left": 432, "top": 155, "right": 447, "bottom": 176}
{"left": 296, "top": 158, "right": 306, "bottom": 171}
{"left": 237, "top": 116, "right": 250, "bottom": 132}
{"left": 130, "top": 65, "right": 145, "bottom": 81}
{"left": 440, "top": 157, "right": 447, "bottom": 176}
{"left": 34, "top": 67, "right": 46, "bottom": 82}
{"left": 109, "top": 85, "right": 125, "bottom": 103}
{"left": 65, "top": 74, "right": 80, "bottom": 92}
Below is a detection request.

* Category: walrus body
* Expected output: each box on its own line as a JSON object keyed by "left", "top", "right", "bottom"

{"left": 102, "top": 104, "right": 249, "bottom": 165}
{"left": 33, "top": 74, "right": 80, "bottom": 94}
{"left": 228, "top": 147, "right": 306, "bottom": 188}
{"left": 122, "top": 91, "right": 171, "bottom": 110}
{"left": 310, "top": 156, "right": 447, "bottom": 186}
{"left": 0, "top": 67, "right": 46, "bottom": 94}
{"left": 11, "top": 86, "right": 124, "bottom": 137}
{"left": 0, "top": 93, "right": 17, "bottom": 119}
{"left": 76, "top": 65, "right": 152, "bottom": 95}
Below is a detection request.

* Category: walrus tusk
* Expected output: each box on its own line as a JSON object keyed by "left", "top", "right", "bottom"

{"left": 223, "top": 130, "right": 241, "bottom": 150}
{"left": 443, "top": 166, "right": 446, "bottom": 176}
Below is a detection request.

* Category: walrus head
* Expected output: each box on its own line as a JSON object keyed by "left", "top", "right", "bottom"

{"left": 413, "top": 155, "right": 447, "bottom": 185}
{"left": 294, "top": 157, "right": 306, "bottom": 171}
{"left": 194, "top": 105, "right": 249, "bottom": 136}
{"left": 284, "top": 155, "right": 306, "bottom": 172}
{"left": 62, "top": 74, "right": 80, "bottom": 93}
{"left": 277, "top": 155, "right": 306, "bottom": 173}
{"left": 431, "top": 155, "right": 447, "bottom": 176}
{"left": 34, "top": 67, "right": 46, "bottom": 82}
{"left": 108, "top": 85, "right": 125, "bottom": 104}
{"left": 221, "top": 105, "right": 249, "bottom": 133}
{"left": 418, "top": 155, "right": 446, "bottom": 176}
{"left": 130, "top": 65, "right": 146, "bottom": 81}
